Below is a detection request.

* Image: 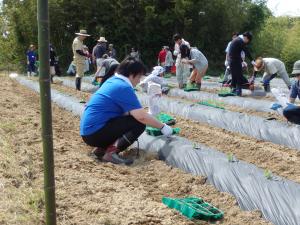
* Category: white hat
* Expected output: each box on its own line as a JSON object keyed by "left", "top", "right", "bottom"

{"left": 75, "top": 29, "right": 90, "bottom": 37}
{"left": 153, "top": 66, "right": 165, "bottom": 75}
{"left": 97, "top": 36, "right": 108, "bottom": 42}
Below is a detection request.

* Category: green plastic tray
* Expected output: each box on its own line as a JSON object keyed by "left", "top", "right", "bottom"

{"left": 184, "top": 83, "right": 200, "bottom": 92}
{"left": 164, "top": 73, "right": 173, "bottom": 78}
{"left": 156, "top": 113, "right": 176, "bottom": 125}
{"left": 218, "top": 92, "right": 236, "bottom": 97}
{"left": 198, "top": 101, "right": 225, "bottom": 109}
{"left": 146, "top": 127, "right": 180, "bottom": 136}
{"left": 162, "top": 197, "right": 224, "bottom": 221}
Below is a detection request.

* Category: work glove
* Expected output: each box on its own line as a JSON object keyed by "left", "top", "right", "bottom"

{"left": 161, "top": 124, "right": 173, "bottom": 137}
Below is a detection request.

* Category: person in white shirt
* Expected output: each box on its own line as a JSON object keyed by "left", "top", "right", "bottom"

{"left": 139, "top": 66, "right": 166, "bottom": 93}
{"left": 253, "top": 57, "right": 291, "bottom": 92}
{"left": 164, "top": 46, "right": 174, "bottom": 74}
{"left": 173, "top": 34, "right": 191, "bottom": 89}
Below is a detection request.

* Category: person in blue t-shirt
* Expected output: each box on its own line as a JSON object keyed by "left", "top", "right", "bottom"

{"left": 283, "top": 60, "right": 300, "bottom": 125}
{"left": 80, "top": 57, "right": 173, "bottom": 165}
{"left": 26, "top": 44, "right": 37, "bottom": 77}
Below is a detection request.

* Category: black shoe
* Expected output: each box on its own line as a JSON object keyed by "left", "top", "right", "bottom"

{"left": 263, "top": 84, "right": 270, "bottom": 92}
{"left": 75, "top": 77, "right": 82, "bottom": 91}
{"left": 92, "top": 147, "right": 106, "bottom": 159}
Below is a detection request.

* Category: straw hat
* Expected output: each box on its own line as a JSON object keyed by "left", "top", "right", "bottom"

{"left": 75, "top": 30, "right": 90, "bottom": 37}
{"left": 254, "top": 57, "right": 264, "bottom": 72}
{"left": 97, "top": 37, "right": 108, "bottom": 42}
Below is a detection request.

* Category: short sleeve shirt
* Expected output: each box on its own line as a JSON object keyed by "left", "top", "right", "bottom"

{"left": 72, "top": 37, "right": 85, "bottom": 61}
{"left": 263, "top": 58, "right": 284, "bottom": 75}
{"left": 80, "top": 75, "right": 142, "bottom": 136}
{"left": 290, "top": 80, "right": 300, "bottom": 99}
{"left": 190, "top": 48, "right": 208, "bottom": 66}
{"left": 26, "top": 50, "right": 37, "bottom": 63}
{"left": 101, "top": 58, "right": 119, "bottom": 71}
{"left": 225, "top": 41, "right": 231, "bottom": 53}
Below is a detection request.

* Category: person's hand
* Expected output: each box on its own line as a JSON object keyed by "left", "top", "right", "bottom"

{"left": 249, "top": 75, "right": 255, "bottom": 84}
{"left": 242, "top": 61, "right": 248, "bottom": 68}
{"left": 224, "top": 60, "right": 229, "bottom": 67}
{"left": 161, "top": 124, "right": 173, "bottom": 136}
{"left": 251, "top": 60, "right": 256, "bottom": 66}
{"left": 181, "top": 59, "right": 189, "bottom": 64}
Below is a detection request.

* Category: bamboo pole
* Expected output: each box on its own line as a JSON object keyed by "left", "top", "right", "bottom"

{"left": 37, "top": 0, "right": 57, "bottom": 224}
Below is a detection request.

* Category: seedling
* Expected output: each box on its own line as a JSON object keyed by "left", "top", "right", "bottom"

{"left": 264, "top": 169, "right": 272, "bottom": 180}
{"left": 227, "top": 153, "right": 234, "bottom": 162}
{"left": 193, "top": 143, "right": 201, "bottom": 150}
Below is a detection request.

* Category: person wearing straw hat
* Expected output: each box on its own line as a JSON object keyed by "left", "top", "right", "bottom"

{"left": 282, "top": 60, "right": 300, "bottom": 125}
{"left": 72, "top": 29, "right": 90, "bottom": 90}
{"left": 92, "top": 36, "right": 108, "bottom": 72}
{"left": 253, "top": 57, "right": 291, "bottom": 92}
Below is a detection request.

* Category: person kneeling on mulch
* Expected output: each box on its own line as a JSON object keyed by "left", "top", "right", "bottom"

{"left": 283, "top": 60, "right": 300, "bottom": 125}
{"left": 80, "top": 57, "right": 173, "bottom": 165}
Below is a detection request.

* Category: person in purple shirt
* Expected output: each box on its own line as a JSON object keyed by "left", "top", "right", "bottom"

{"left": 26, "top": 44, "right": 37, "bottom": 77}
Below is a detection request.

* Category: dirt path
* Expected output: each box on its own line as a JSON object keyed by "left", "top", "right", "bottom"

{"left": 1, "top": 75, "right": 272, "bottom": 224}
{"left": 51, "top": 80, "right": 300, "bottom": 184}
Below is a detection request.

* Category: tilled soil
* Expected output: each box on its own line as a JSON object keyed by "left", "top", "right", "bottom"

{"left": 51, "top": 79, "right": 300, "bottom": 183}
{"left": 0, "top": 74, "right": 272, "bottom": 225}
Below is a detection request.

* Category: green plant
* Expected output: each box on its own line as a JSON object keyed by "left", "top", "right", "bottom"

{"left": 264, "top": 169, "right": 272, "bottom": 180}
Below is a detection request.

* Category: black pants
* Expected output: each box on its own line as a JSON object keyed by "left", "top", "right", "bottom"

{"left": 230, "top": 60, "right": 243, "bottom": 88}
{"left": 283, "top": 106, "right": 300, "bottom": 125}
{"left": 82, "top": 116, "right": 146, "bottom": 151}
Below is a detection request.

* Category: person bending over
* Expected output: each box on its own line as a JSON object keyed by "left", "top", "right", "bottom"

{"left": 180, "top": 44, "right": 208, "bottom": 91}
{"left": 253, "top": 57, "right": 291, "bottom": 92}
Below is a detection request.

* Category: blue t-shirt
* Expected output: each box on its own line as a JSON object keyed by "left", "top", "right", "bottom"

{"left": 290, "top": 80, "right": 300, "bottom": 99}
{"left": 80, "top": 76, "right": 142, "bottom": 136}
{"left": 26, "top": 50, "right": 37, "bottom": 63}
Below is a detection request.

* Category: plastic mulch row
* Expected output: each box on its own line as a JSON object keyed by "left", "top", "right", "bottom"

{"left": 162, "top": 197, "right": 224, "bottom": 221}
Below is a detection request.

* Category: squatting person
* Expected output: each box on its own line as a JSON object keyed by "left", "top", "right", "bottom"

{"left": 80, "top": 57, "right": 173, "bottom": 165}
{"left": 283, "top": 60, "right": 300, "bottom": 125}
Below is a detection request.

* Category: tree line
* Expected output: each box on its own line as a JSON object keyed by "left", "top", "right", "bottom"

{"left": 0, "top": 0, "right": 299, "bottom": 74}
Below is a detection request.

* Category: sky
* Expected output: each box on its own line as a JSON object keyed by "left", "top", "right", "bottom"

{"left": 267, "top": 0, "right": 300, "bottom": 17}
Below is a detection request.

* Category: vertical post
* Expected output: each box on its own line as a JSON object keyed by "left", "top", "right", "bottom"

{"left": 37, "top": 0, "right": 57, "bottom": 224}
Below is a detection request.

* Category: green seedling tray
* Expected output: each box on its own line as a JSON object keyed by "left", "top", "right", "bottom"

{"left": 203, "top": 76, "right": 211, "bottom": 80}
{"left": 164, "top": 73, "right": 173, "bottom": 78}
{"left": 184, "top": 83, "right": 200, "bottom": 92}
{"left": 92, "top": 80, "right": 101, "bottom": 86}
{"left": 156, "top": 113, "right": 176, "bottom": 125}
{"left": 162, "top": 197, "right": 224, "bottom": 221}
{"left": 218, "top": 92, "right": 236, "bottom": 97}
{"left": 198, "top": 101, "right": 225, "bottom": 109}
{"left": 146, "top": 127, "right": 180, "bottom": 136}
